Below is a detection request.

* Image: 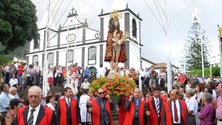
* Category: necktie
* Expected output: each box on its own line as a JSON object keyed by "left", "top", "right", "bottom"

{"left": 156, "top": 98, "right": 160, "bottom": 117}
{"left": 135, "top": 98, "right": 139, "bottom": 118}
{"left": 173, "top": 101, "right": 178, "bottom": 122}
{"left": 67, "top": 98, "right": 70, "bottom": 107}
{"left": 27, "top": 108, "right": 35, "bottom": 125}
{"left": 100, "top": 99, "right": 105, "bottom": 109}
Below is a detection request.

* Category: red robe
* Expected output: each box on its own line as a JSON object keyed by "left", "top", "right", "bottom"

{"left": 104, "top": 30, "right": 127, "bottom": 63}
{"left": 147, "top": 97, "right": 165, "bottom": 125}
{"left": 118, "top": 96, "right": 126, "bottom": 125}
{"left": 58, "top": 98, "right": 78, "bottom": 125}
{"left": 17, "top": 106, "right": 53, "bottom": 125}
{"left": 90, "top": 97, "right": 113, "bottom": 125}
{"left": 123, "top": 100, "right": 145, "bottom": 125}
{"left": 163, "top": 100, "right": 187, "bottom": 125}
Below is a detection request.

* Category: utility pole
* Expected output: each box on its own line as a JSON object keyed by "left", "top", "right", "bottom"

{"left": 165, "top": 0, "right": 172, "bottom": 93}
{"left": 42, "top": 0, "right": 50, "bottom": 97}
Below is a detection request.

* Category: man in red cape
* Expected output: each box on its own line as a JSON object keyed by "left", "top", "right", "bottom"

{"left": 123, "top": 88, "right": 150, "bottom": 125}
{"left": 15, "top": 86, "right": 56, "bottom": 125}
{"left": 118, "top": 96, "right": 127, "bottom": 125}
{"left": 88, "top": 88, "right": 114, "bottom": 125}
{"left": 162, "top": 89, "right": 188, "bottom": 125}
{"left": 147, "top": 88, "right": 166, "bottom": 125}
{"left": 56, "top": 87, "right": 81, "bottom": 125}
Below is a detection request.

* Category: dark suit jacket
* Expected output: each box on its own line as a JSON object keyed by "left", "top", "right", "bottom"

{"left": 151, "top": 97, "right": 163, "bottom": 116}
{"left": 14, "top": 105, "right": 56, "bottom": 125}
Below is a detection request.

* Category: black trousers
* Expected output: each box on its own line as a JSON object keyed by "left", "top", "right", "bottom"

{"left": 133, "top": 118, "right": 140, "bottom": 125}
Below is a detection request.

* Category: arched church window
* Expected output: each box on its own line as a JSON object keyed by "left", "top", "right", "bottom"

{"left": 47, "top": 53, "right": 54, "bottom": 65}
{"left": 132, "top": 19, "right": 137, "bottom": 38}
{"left": 33, "top": 55, "right": 38, "bottom": 63}
{"left": 67, "top": 49, "right": 73, "bottom": 63}
{"left": 88, "top": 46, "right": 96, "bottom": 65}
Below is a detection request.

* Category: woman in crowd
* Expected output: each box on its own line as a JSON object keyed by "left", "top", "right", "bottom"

{"left": 195, "top": 83, "right": 205, "bottom": 110}
{"left": 198, "top": 93, "right": 214, "bottom": 125}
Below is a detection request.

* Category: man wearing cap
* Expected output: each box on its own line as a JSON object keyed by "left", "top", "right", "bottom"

{"left": 15, "top": 86, "right": 56, "bottom": 125}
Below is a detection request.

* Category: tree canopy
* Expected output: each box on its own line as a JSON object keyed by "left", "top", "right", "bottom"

{"left": 0, "top": 0, "right": 38, "bottom": 53}
{"left": 184, "top": 19, "right": 210, "bottom": 70}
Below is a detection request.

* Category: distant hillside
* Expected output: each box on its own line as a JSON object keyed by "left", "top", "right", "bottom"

{"left": 0, "top": 43, "right": 29, "bottom": 64}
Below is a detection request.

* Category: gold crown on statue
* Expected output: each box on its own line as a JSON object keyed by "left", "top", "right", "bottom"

{"left": 109, "top": 10, "right": 122, "bottom": 20}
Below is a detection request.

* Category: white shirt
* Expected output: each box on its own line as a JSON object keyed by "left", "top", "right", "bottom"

{"left": 34, "top": 65, "right": 41, "bottom": 73}
{"left": 79, "top": 94, "right": 91, "bottom": 122}
{"left": 185, "top": 96, "right": 198, "bottom": 115}
{"left": 65, "top": 97, "right": 71, "bottom": 106}
{"left": 171, "top": 99, "right": 181, "bottom": 124}
{"left": 212, "top": 89, "right": 217, "bottom": 100}
{"left": 97, "top": 67, "right": 105, "bottom": 78}
{"left": 27, "top": 104, "right": 41, "bottom": 125}
{"left": 47, "top": 103, "right": 55, "bottom": 111}
{"left": 70, "top": 79, "right": 79, "bottom": 95}
{"left": 140, "top": 70, "right": 145, "bottom": 77}
{"left": 81, "top": 82, "right": 90, "bottom": 89}
{"left": 9, "top": 78, "right": 18, "bottom": 87}
{"left": 64, "top": 82, "right": 78, "bottom": 95}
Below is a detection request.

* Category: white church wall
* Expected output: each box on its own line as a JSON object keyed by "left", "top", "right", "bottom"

{"left": 101, "top": 43, "right": 110, "bottom": 69}
{"left": 29, "top": 40, "right": 34, "bottom": 53}
{"left": 85, "top": 28, "right": 99, "bottom": 41}
{"left": 47, "top": 31, "right": 58, "bottom": 48}
{"left": 129, "top": 42, "right": 140, "bottom": 70}
{"left": 73, "top": 48, "right": 82, "bottom": 66}
{"left": 102, "top": 17, "right": 109, "bottom": 41}
{"left": 39, "top": 29, "right": 45, "bottom": 52}
{"left": 58, "top": 51, "right": 66, "bottom": 66}
{"left": 59, "top": 28, "right": 82, "bottom": 46}
{"left": 73, "top": 28, "right": 83, "bottom": 42}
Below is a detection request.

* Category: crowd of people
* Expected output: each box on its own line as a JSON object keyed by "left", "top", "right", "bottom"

{"left": 0, "top": 61, "right": 222, "bottom": 125}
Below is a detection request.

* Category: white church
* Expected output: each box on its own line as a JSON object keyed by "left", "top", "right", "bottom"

{"left": 26, "top": 3, "right": 157, "bottom": 71}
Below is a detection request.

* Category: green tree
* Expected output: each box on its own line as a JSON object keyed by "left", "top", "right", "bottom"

{"left": 0, "top": 0, "right": 38, "bottom": 53}
{"left": 184, "top": 19, "right": 210, "bottom": 70}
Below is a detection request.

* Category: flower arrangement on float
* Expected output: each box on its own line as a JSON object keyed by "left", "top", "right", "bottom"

{"left": 89, "top": 74, "right": 137, "bottom": 99}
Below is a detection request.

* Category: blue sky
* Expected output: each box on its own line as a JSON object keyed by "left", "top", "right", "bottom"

{"left": 32, "top": 0, "right": 222, "bottom": 67}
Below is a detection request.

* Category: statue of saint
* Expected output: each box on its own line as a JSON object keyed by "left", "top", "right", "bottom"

{"left": 104, "top": 10, "right": 127, "bottom": 74}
